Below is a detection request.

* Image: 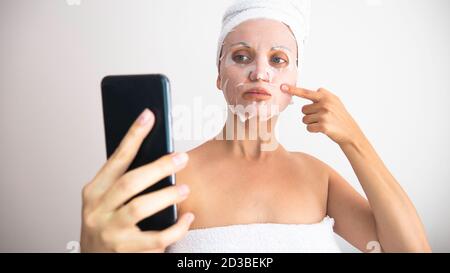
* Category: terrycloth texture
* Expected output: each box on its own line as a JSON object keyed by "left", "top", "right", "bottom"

{"left": 217, "top": 0, "right": 311, "bottom": 70}
{"left": 166, "top": 216, "right": 341, "bottom": 253}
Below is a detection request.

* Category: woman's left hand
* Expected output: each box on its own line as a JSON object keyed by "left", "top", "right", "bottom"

{"left": 281, "top": 84, "right": 363, "bottom": 146}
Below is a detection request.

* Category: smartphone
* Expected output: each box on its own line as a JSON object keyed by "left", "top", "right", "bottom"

{"left": 101, "top": 74, "right": 176, "bottom": 231}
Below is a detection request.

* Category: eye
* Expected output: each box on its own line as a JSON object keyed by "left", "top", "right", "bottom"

{"left": 233, "top": 54, "right": 252, "bottom": 64}
{"left": 271, "top": 56, "right": 287, "bottom": 65}
{"left": 232, "top": 50, "right": 253, "bottom": 64}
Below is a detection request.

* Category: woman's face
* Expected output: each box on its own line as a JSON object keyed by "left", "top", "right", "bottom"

{"left": 217, "top": 19, "right": 298, "bottom": 122}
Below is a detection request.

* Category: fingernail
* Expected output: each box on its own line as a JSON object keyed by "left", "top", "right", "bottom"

{"left": 138, "top": 109, "right": 151, "bottom": 125}
{"left": 185, "top": 213, "right": 195, "bottom": 223}
{"left": 281, "top": 85, "right": 289, "bottom": 92}
{"left": 178, "top": 184, "right": 190, "bottom": 197}
{"left": 172, "top": 152, "right": 189, "bottom": 166}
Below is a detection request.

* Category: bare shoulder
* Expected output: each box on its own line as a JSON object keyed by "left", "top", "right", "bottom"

{"left": 175, "top": 141, "right": 216, "bottom": 216}
{"left": 288, "top": 151, "right": 331, "bottom": 179}
{"left": 289, "top": 151, "right": 329, "bottom": 168}
{"left": 175, "top": 140, "right": 214, "bottom": 185}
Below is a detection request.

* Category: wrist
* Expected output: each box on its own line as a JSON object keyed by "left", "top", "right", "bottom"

{"left": 339, "top": 131, "right": 368, "bottom": 155}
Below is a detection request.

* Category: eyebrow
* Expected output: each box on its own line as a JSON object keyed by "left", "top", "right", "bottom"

{"left": 229, "top": 42, "right": 251, "bottom": 49}
{"left": 271, "top": 45, "right": 293, "bottom": 53}
{"left": 228, "top": 42, "right": 292, "bottom": 53}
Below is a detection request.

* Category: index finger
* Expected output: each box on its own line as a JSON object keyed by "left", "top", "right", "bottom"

{"left": 91, "top": 109, "right": 155, "bottom": 196}
{"left": 281, "top": 84, "right": 321, "bottom": 102}
{"left": 97, "top": 152, "right": 189, "bottom": 212}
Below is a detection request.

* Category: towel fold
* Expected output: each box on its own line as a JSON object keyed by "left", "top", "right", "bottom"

{"left": 166, "top": 216, "right": 341, "bottom": 253}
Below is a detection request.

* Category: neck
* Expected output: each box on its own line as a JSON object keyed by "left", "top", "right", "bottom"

{"left": 215, "top": 110, "right": 281, "bottom": 160}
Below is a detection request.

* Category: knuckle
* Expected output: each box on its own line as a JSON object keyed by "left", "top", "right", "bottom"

{"left": 318, "top": 89, "right": 328, "bottom": 99}
{"left": 171, "top": 186, "right": 183, "bottom": 201}
{"left": 156, "top": 155, "right": 175, "bottom": 174}
{"left": 127, "top": 200, "right": 144, "bottom": 218}
{"left": 110, "top": 242, "right": 125, "bottom": 253}
{"left": 156, "top": 187, "right": 180, "bottom": 208}
{"left": 99, "top": 230, "right": 116, "bottom": 249}
{"left": 320, "top": 93, "right": 329, "bottom": 102}
{"left": 328, "top": 91, "right": 338, "bottom": 100}
{"left": 117, "top": 176, "right": 137, "bottom": 194}
{"left": 82, "top": 185, "right": 90, "bottom": 201}
{"left": 82, "top": 182, "right": 94, "bottom": 201}
{"left": 113, "top": 147, "right": 132, "bottom": 165}
{"left": 83, "top": 212, "right": 97, "bottom": 229}
{"left": 153, "top": 235, "right": 169, "bottom": 249}
{"left": 318, "top": 87, "right": 327, "bottom": 93}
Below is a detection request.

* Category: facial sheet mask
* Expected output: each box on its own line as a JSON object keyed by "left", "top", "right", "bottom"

{"left": 220, "top": 49, "right": 296, "bottom": 122}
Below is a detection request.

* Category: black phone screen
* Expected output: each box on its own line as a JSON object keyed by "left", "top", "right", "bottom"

{"left": 101, "top": 74, "right": 176, "bottom": 231}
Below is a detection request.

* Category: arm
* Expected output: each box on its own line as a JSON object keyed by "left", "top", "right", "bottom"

{"left": 331, "top": 133, "right": 431, "bottom": 252}
{"left": 326, "top": 165, "right": 380, "bottom": 252}
{"left": 282, "top": 84, "right": 431, "bottom": 252}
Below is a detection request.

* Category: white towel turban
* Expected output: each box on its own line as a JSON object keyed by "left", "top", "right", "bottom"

{"left": 217, "top": 0, "right": 311, "bottom": 72}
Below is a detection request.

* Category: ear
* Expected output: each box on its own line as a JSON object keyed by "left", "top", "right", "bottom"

{"left": 216, "top": 75, "right": 222, "bottom": 91}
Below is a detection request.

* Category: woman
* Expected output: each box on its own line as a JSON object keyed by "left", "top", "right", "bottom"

{"left": 80, "top": 0, "right": 431, "bottom": 252}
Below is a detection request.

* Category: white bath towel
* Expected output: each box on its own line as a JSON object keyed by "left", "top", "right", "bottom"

{"left": 166, "top": 216, "right": 341, "bottom": 253}
{"left": 217, "top": 0, "right": 312, "bottom": 71}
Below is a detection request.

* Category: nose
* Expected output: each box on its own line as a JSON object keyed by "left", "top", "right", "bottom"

{"left": 248, "top": 57, "right": 272, "bottom": 82}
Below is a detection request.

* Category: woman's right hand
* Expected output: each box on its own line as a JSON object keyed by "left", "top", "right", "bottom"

{"left": 80, "top": 109, "right": 194, "bottom": 252}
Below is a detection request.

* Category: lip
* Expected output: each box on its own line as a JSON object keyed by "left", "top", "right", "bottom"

{"left": 243, "top": 87, "right": 272, "bottom": 100}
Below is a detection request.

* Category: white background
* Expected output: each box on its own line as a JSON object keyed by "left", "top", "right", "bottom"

{"left": 1, "top": 0, "right": 449, "bottom": 252}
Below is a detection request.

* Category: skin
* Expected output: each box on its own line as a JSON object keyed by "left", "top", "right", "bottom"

{"left": 80, "top": 19, "right": 431, "bottom": 253}
{"left": 178, "top": 19, "right": 432, "bottom": 252}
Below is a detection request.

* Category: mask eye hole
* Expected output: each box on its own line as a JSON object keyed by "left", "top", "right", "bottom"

{"left": 271, "top": 56, "right": 287, "bottom": 64}
{"left": 232, "top": 50, "right": 253, "bottom": 64}
{"left": 270, "top": 52, "right": 289, "bottom": 67}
